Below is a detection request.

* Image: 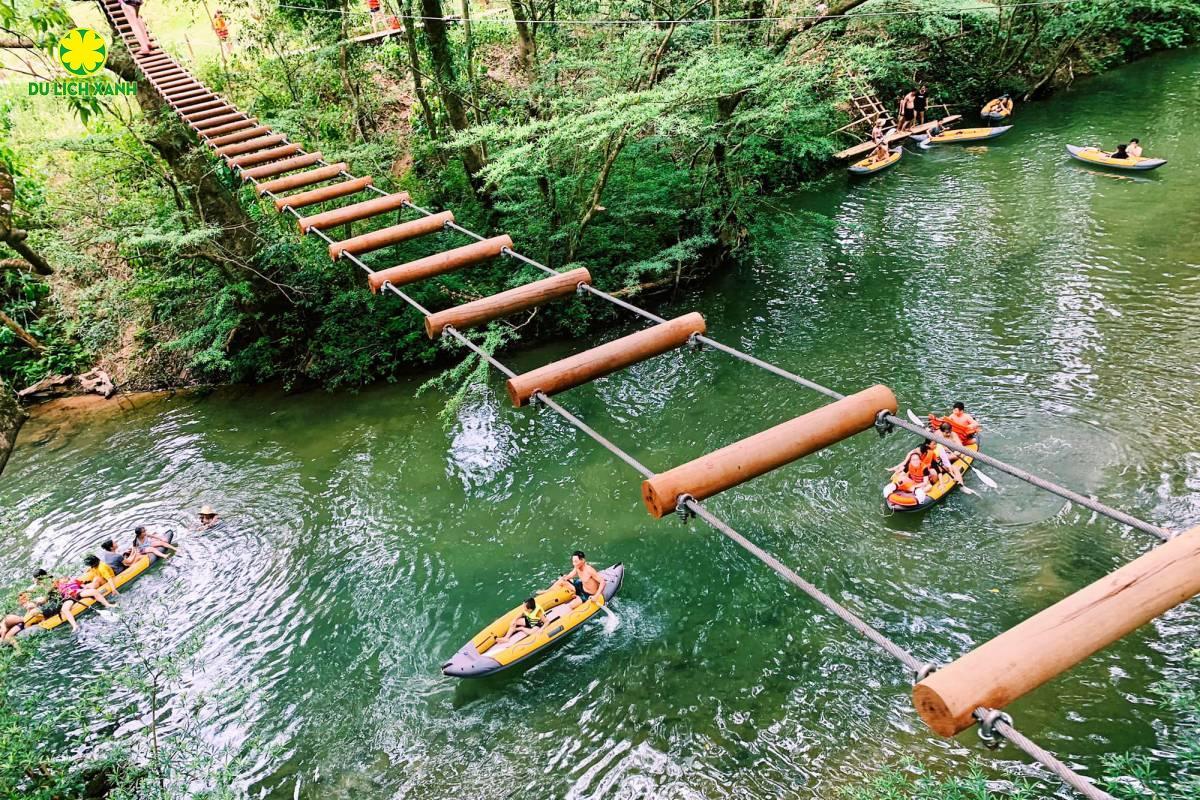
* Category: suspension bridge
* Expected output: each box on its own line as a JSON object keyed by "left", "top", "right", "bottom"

{"left": 95, "top": 3, "right": 1199, "bottom": 797}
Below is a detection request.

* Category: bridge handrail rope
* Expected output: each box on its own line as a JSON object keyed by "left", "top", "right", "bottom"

{"left": 271, "top": 0, "right": 1103, "bottom": 25}
{"left": 99, "top": 4, "right": 1173, "bottom": 796}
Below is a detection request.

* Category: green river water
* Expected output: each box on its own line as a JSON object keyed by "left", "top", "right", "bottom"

{"left": 3, "top": 49, "right": 1200, "bottom": 799}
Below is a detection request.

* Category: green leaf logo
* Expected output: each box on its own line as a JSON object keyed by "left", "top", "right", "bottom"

{"left": 58, "top": 28, "right": 108, "bottom": 77}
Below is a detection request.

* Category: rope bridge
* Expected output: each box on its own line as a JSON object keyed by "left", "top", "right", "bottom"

{"left": 96, "top": 3, "right": 1196, "bottom": 797}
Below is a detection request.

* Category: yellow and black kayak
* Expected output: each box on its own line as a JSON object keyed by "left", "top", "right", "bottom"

{"left": 916, "top": 126, "right": 1012, "bottom": 145}
{"left": 22, "top": 531, "right": 175, "bottom": 635}
{"left": 442, "top": 563, "right": 624, "bottom": 678}
{"left": 1065, "top": 145, "right": 1166, "bottom": 171}
{"left": 884, "top": 443, "right": 978, "bottom": 513}
{"left": 848, "top": 147, "right": 901, "bottom": 175}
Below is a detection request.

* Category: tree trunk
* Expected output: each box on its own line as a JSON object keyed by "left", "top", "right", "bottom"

{"left": 510, "top": 0, "right": 536, "bottom": 70}
{"left": 565, "top": 126, "right": 629, "bottom": 263}
{"left": 404, "top": 0, "right": 440, "bottom": 140}
{"left": 420, "top": 0, "right": 490, "bottom": 200}
{"left": 0, "top": 376, "right": 22, "bottom": 477}
{"left": 104, "top": 40, "right": 260, "bottom": 266}
{"left": 772, "top": 0, "right": 871, "bottom": 54}
{"left": 0, "top": 162, "right": 52, "bottom": 275}
{"left": 0, "top": 309, "right": 45, "bottom": 352}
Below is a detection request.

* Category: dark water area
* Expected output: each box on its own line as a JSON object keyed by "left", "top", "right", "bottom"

{"left": 2, "top": 49, "right": 1198, "bottom": 799}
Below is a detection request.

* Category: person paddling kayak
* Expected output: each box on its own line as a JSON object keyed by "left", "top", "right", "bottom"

{"left": 553, "top": 550, "right": 606, "bottom": 610}
{"left": 929, "top": 402, "right": 980, "bottom": 446}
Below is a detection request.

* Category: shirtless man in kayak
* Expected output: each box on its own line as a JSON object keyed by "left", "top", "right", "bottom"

{"left": 553, "top": 551, "right": 605, "bottom": 610}
{"left": 929, "top": 402, "right": 980, "bottom": 446}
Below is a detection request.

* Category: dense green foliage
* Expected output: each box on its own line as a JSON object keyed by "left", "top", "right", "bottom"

{"left": 1, "top": 0, "right": 1197, "bottom": 393}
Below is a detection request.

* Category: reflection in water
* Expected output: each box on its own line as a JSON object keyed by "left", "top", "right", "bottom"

{"left": 2, "top": 50, "right": 1200, "bottom": 799}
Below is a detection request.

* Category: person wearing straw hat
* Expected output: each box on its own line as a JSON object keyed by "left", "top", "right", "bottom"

{"left": 198, "top": 505, "right": 220, "bottom": 528}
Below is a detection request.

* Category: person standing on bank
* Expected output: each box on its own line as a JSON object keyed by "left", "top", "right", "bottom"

{"left": 914, "top": 84, "right": 929, "bottom": 126}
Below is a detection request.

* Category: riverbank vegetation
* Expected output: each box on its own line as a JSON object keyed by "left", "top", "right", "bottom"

{"left": 1, "top": 0, "right": 1198, "bottom": 407}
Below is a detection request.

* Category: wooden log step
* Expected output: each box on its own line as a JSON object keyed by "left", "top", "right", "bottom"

{"left": 297, "top": 192, "right": 410, "bottom": 234}
{"left": 366, "top": 234, "right": 510, "bottom": 293}
{"left": 274, "top": 176, "right": 373, "bottom": 212}
{"left": 200, "top": 118, "right": 259, "bottom": 139}
{"left": 641, "top": 384, "right": 897, "bottom": 517}
{"left": 425, "top": 268, "right": 591, "bottom": 338}
{"left": 505, "top": 312, "right": 706, "bottom": 407}
{"left": 328, "top": 210, "right": 453, "bottom": 260}
{"left": 157, "top": 76, "right": 196, "bottom": 89}
{"left": 240, "top": 153, "right": 324, "bottom": 181}
{"left": 179, "top": 100, "right": 227, "bottom": 115}
{"left": 169, "top": 90, "right": 213, "bottom": 104}
{"left": 207, "top": 126, "right": 272, "bottom": 147}
{"left": 193, "top": 112, "right": 248, "bottom": 131}
{"left": 229, "top": 143, "right": 302, "bottom": 169}
{"left": 215, "top": 134, "right": 287, "bottom": 158}
{"left": 256, "top": 163, "right": 348, "bottom": 195}
{"left": 185, "top": 105, "right": 238, "bottom": 123}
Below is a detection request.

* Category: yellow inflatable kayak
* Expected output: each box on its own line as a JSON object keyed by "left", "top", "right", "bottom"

{"left": 980, "top": 99, "right": 1012, "bottom": 121}
{"left": 848, "top": 147, "right": 901, "bottom": 175}
{"left": 23, "top": 531, "right": 175, "bottom": 634}
{"left": 442, "top": 563, "right": 624, "bottom": 678}
{"left": 884, "top": 442, "right": 978, "bottom": 512}
{"left": 916, "top": 125, "right": 1012, "bottom": 145}
{"left": 1065, "top": 145, "right": 1166, "bottom": 171}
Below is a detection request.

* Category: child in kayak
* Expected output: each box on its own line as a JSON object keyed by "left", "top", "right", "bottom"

{"left": 496, "top": 597, "right": 547, "bottom": 646}
{"left": 125, "top": 527, "right": 176, "bottom": 565}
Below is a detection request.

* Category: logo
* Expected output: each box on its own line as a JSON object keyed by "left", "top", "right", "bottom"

{"left": 58, "top": 28, "right": 108, "bottom": 77}
{"left": 28, "top": 27, "right": 135, "bottom": 100}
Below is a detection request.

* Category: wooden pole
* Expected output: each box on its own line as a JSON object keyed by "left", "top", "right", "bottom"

{"left": 256, "top": 163, "right": 348, "bottom": 195}
{"left": 329, "top": 211, "right": 454, "bottom": 260}
{"left": 199, "top": 118, "right": 259, "bottom": 140}
{"left": 641, "top": 384, "right": 897, "bottom": 518}
{"left": 275, "top": 177, "right": 374, "bottom": 212}
{"left": 914, "top": 524, "right": 1200, "bottom": 737}
{"left": 240, "top": 153, "right": 324, "bottom": 181}
{"left": 296, "top": 192, "right": 410, "bottom": 234}
{"left": 208, "top": 126, "right": 272, "bottom": 148}
{"left": 214, "top": 134, "right": 286, "bottom": 158}
{"left": 505, "top": 312, "right": 707, "bottom": 407}
{"left": 228, "top": 143, "right": 303, "bottom": 169}
{"left": 366, "top": 235, "right": 512, "bottom": 292}
{"left": 425, "top": 268, "right": 591, "bottom": 338}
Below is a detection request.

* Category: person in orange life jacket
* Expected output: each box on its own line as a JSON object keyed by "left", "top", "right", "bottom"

{"left": 929, "top": 401, "right": 980, "bottom": 445}
{"left": 886, "top": 441, "right": 937, "bottom": 502}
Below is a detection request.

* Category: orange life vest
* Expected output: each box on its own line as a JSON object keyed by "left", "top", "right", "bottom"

{"left": 930, "top": 413, "right": 978, "bottom": 442}
{"left": 213, "top": 16, "right": 229, "bottom": 39}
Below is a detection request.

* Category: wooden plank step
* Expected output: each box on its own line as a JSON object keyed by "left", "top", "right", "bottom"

{"left": 229, "top": 143, "right": 302, "bottom": 169}
{"left": 424, "top": 267, "right": 591, "bottom": 338}
{"left": 200, "top": 118, "right": 259, "bottom": 139}
{"left": 505, "top": 312, "right": 705, "bottom": 407}
{"left": 366, "top": 234, "right": 510, "bottom": 292}
{"left": 328, "top": 210, "right": 453, "bottom": 260}
{"left": 215, "top": 134, "right": 286, "bottom": 158}
{"left": 240, "top": 153, "right": 324, "bottom": 181}
{"left": 178, "top": 99, "right": 226, "bottom": 114}
{"left": 185, "top": 105, "right": 239, "bottom": 123}
{"left": 192, "top": 112, "right": 248, "bottom": 131}
{"left": 297, "top": 192, "right": 410, "bottom": 233}
{"left": 207, "top": 126, "right": 272, "bottom": 147}
{"left": 273, "top": 176, "right": 373, "bottom": 212}
{"left": 256, "top": 163, "right": 348, "bottom": 195}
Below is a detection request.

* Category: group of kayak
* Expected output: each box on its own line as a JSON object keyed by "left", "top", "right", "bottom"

{"left": 0, "top": 506, "right": 219, "bottom": 646}
{"left": 849, "top": 93, "right": 1166, "bottom": 175}
{"left": 445, "top": 406, "right": 986, "bottom": 680}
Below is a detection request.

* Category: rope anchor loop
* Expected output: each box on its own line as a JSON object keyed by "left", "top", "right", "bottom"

{"left": 912, "top": 662, "right": 938, "bottom": 684}
{"left": 675, "top": 494, "right": 696, "bottom": 523}
{"left": 687, "top": 332, "right": 703, "bottom": 351}
{"left": 873, "top": 410, "right": 894, "bottom": 438}
{"left": 977, "top": 709, "right": 1014, "bottom": 748}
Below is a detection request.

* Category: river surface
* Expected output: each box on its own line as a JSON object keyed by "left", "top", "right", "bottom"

{"left": 3, "top": 50, "right": 1200, "bottom": 799}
